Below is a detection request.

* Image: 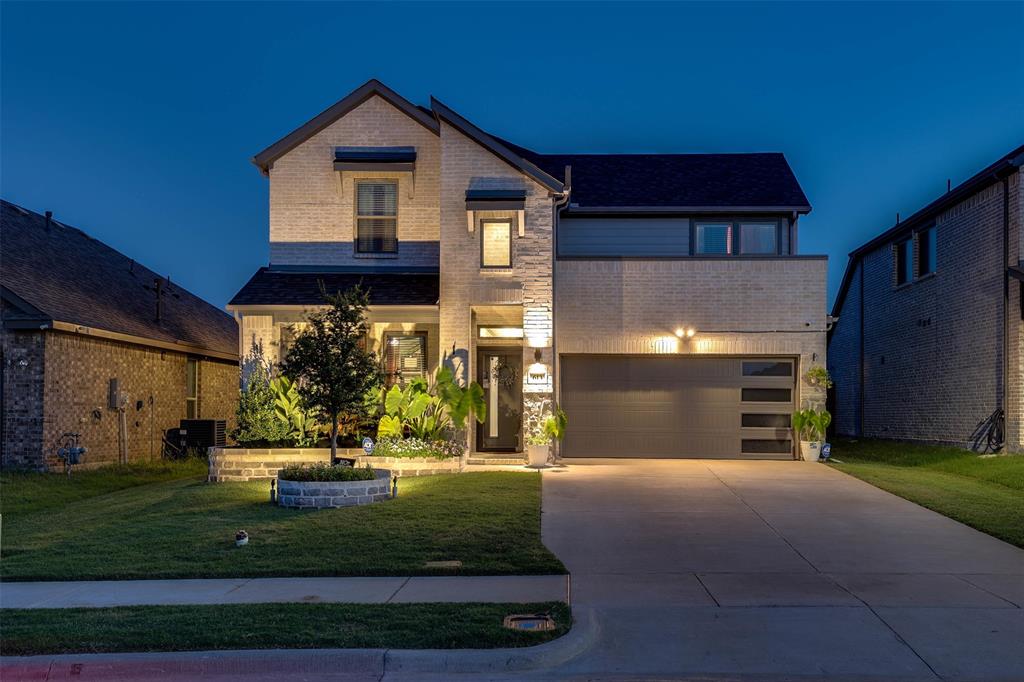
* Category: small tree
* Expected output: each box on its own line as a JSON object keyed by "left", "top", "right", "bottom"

{"left": 280, "top": 285, "right": 380, "bottom": 461}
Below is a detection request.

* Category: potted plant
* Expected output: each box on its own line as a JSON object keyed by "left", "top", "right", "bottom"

{"left": 525, "top": 406, "right": 567, "bottom": 467}
{"left": 792, "top": 408, "right": 831, "bottom": 462}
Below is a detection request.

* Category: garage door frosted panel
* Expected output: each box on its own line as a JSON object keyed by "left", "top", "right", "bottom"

{"left": 560, "top": 356, "right": 793, "bottom": 459}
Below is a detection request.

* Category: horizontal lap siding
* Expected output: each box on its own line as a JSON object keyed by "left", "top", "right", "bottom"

{"left": 558, "top": 218, "right": 689, "bottom": 257}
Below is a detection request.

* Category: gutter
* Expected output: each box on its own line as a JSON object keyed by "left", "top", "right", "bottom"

{"left": 45, "top": 320, "right": 239, "bottom": 363}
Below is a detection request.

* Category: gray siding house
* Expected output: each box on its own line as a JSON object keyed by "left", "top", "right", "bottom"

{"left": 829, "top": 145, "right": 1024, "bottom": 450}
{"left": 231, "top": 80, "right": 828, "bottom": 460}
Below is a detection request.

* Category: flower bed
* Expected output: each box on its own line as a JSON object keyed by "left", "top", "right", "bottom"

{"left": 371, "top": 437, "right": 465, "bottom": 460}
{"left": 277, "top": 468, "right": 391, "bottom": 509}
{"left": 208, "top": 448, "right": 460, "bottom": 482}
{"left": 278, "top": 463, "right": 376, "bottom": 482}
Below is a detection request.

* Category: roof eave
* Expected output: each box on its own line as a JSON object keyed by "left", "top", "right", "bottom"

{"left": 429, "top": 96, "right": 565, "bottom": 193}
{"left": 251, "top": 79, "right": 440, "bottom": 175}
{"left": 564, "top": 205, "right": 812, "bottom": 215}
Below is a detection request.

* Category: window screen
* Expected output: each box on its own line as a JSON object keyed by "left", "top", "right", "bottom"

{"left": 695, "top": 222, "right": 733, "bottom": 255}
{"left": 481, "top": 219, "right": 512, "bottom": 268}
{"left": 384, "top": 334, "right": 426, "bottom": 386}
{"left": 739, "top": 222, "right": 778, "bottom": 254}
{"left": 917, "top": 226, "right": 936, "bottom": 277}
{"left": 356, "top": 182, "right": 398, "bottom": 253}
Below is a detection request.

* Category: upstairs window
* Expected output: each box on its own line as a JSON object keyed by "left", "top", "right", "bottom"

{"left": 917, "top": 226, "right": 936, "bottom": 277}
{"left": 895, "top": 238, "right": 913, "bottom": 286}
{"left": 739, "top": 222, "right": 778, "bottom": 255}
{"left": 356, "top": 181, "right": 398, "bottom": 253}
{"left": 695, "top": 221, "right": 733, "bottom": 255}
{"left": 383, "top": 333, "right": 426, "bottom": 387}
{"left": 481, "top": 219, "right": 512, "bottom": 268}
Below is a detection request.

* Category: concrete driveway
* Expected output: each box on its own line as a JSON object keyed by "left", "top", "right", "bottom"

{"left": 541, "top": 459, "right": 1024, "bottom": 681}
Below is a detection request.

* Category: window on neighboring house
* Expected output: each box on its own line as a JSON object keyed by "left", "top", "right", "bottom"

{"left": 383, "top": 333, "right": 427, "bottom": 387}
{"left": 895, "top": 237, "right": 913, "bottom": 286}
{"left": 185, "top": 358, "right": 198, "bottom": 418}
{"left": 738, "top": 222, "right": 778, "bottom": 255}
{"left": 917, "top": 226, "right": 936, "bottom": 277}
{"left": 695, "top": 221, "right": 733, "bottom": 255}
{"left": 355, "top": 181, "right": 398, "bottom": 253}
{"left": 481, "top": 219, "right": 512, "bottom": 268}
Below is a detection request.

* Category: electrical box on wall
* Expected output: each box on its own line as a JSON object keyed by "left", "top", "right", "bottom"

{"left": 107, "top": 379, "right": 120, "bottom": 409}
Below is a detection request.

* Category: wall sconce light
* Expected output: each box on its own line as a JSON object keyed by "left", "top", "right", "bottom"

{"left": 674, "top": 328, "right": 697, "bottom": 338}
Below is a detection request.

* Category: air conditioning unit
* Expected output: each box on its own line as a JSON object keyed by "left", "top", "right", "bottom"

{"left": 178, "top": 419, "right": 227, "bottom": 449}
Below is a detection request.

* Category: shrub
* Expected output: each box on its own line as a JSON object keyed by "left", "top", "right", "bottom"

{"left": 278, "top": 463, "right": 377, "bottom": 482}
{"left": 233, "top": 347, "right": 291, "bottom": 446}
{"left": 372, "top": 437, "right": 464, "bottom": 460}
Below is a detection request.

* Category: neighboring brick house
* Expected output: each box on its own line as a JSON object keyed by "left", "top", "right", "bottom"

{"left": 231, "top": 79, "right": 828, "bottom": 460}
{"left": 1, "top": 201, "right": 239, "bottom": 469}
{"left": 829, "top": 145, "right": 1024, "bottom": 449}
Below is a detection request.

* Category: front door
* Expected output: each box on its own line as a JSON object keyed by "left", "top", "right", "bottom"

{"left": 476, "top": 349, "right": 523, "bottom": 451}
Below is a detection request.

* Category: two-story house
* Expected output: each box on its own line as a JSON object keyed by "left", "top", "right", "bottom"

{"left": 229, "top": 80, "right": 828, "bottom": 460}
{"left": 829, "top": 144, "right": 1024, "bottom": 450}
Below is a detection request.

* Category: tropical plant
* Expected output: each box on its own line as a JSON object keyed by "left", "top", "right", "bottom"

{"left": 524, "top": 395, "right": 568, "bottom": 446}
{"left": 376, "top": 367, "right": 487, "bottom": 441}
{"left": 804, "top": 365, "right": 833, "bottom": 389}
{"left": 269, "top": 376, "right": 320, "bottom": 447}
{"left": 792, "top": 408, "right": 831, "bottom": 442}
{"left": 434, "top": 366, "right": 487, "bottom": 431}
{"left": 232, "top": 348, "right": 291, "bottom": 446}
{"left": 279, "top": 285, "right": 381, "bottom": 461}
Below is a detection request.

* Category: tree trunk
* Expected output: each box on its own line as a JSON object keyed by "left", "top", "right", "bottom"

{"left": 330, "top": 415, "right": 339, "bottom": 463}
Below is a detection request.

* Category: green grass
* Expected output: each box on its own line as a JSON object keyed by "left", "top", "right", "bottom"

{"left": 0, "top": 602, "right": 571, "bottom": 655}
{"left": 0, "top": 459, "right": 208, "bottom": 515}
{"left": 829, "top": 438, "right": 1024, "bottom": 547}
{"left": 0, "top": 470, "right": 564, "bottom": 581}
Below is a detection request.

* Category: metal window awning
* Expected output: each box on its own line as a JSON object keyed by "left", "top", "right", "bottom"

{"left": 334, "top": 147, "right": 416, "bottom": 197}
{"left": 465, "top": 190, "right": 527, "bottom": 235}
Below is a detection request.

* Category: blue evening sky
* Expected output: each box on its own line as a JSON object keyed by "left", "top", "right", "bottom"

{"left": 2, "top": 2, "right": 1021, "bottom": 309}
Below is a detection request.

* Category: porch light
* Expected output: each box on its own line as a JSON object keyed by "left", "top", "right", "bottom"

{"left": 686, "top": 328, "right": 696, "bottom": 338}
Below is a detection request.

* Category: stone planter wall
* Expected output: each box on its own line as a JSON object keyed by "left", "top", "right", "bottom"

{"left": 278, "top": 469, "right": 392, "bottom": 508}
{"left": 208, "top": 447, "right": 460, "bottom": 482}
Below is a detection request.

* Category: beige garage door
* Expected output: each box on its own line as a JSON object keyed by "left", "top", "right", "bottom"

{"left": 560, "top": 355, "right": 795, "bottom": 459}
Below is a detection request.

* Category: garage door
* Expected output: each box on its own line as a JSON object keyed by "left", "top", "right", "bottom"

{"left": 560, "top": 355, "right": 795, "bottom": 459}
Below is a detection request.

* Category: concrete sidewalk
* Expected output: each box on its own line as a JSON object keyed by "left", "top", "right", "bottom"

{"left": 0, "top": 575, "right": 569, "bottom": 609}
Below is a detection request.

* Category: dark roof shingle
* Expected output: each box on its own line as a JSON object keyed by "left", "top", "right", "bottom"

{"left": 1, "top": 201, "right": 238, "bottom": 358}
{"left": 229, "top": 268, "right": 439, "bottom": 307}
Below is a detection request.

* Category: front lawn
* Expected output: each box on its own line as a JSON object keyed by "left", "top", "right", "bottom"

{"left": 829, "top": 438, "right": 1024, "bottom": 547}
{"left": 1, "top": 470, "right": 565, "bottom": 581}
{"left": 0, "top": 602, "right": 571, "bottom": 655}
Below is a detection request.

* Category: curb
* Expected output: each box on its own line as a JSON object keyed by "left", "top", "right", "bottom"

{"left": 0, "top": 609, "right": 598, "bottom": 680}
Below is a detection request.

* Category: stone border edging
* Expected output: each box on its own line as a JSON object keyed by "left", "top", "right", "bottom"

{"left": 208, "top": 447, "right": 460, "bottom": 482}
{"left": 277, "top": 469, "right": 392, "bottom": 508}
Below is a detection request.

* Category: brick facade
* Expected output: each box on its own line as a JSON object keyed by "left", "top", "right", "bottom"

{"left": 1, "top": 330, "right": 238, "bottom": 470}
{"left": 829, "top": 169, "right": 1022, "bottom": 448}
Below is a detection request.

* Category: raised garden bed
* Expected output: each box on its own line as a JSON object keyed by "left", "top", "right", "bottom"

{"left": 277, "top": 468, "right": 392, "bottom": 508}
{"left": 208, "top": 448, "right": 460, "bottom": 482}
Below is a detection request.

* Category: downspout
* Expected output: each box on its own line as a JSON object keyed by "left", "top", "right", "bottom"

{"left": 1002, "top": 175, "right": 1009, "bottom": 445}
{"left": 858, "top": 259, "right": 865, "bottom": 437}
{"left": 550, "top": 166, "right": 571, "bottom": 460}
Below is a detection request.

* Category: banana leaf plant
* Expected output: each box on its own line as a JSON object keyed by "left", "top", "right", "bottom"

{"left": 377, "top": 367, "right": 486, "bottom": 441}
{"left": 269, "top": 376, "right": 321, "bottom": 447}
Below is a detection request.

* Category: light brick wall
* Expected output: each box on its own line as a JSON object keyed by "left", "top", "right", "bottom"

{"left": 268, "top": 95, "right": 441, "bottom": 268}
{"left": 556, "top": 257, "right": 829, "bottom": 408}
{"left": 829, "top": 169, "right": 1022, "bottom": 447}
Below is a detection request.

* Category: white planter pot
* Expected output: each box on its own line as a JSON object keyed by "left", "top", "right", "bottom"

{"left": 799, "top": 441, "right": 821, "bottom": 462}
{"left": 527, "top": 443, "right": 549, "bottom": 467}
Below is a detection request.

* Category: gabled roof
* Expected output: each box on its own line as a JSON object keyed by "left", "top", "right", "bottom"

{"left": 251, "top": 78, "right": 810, "bottom": 210}
{"left": 0, "top": 201, "right": 238, "bottom": 359}
{"left": 251, "top": 79, "right": 439, "bottom": 174}
{"left": 831, "top": 143, "right": 1024, "bottom": 317}
{"left": 228, "top": 268, "right": 439, "bottom": 307}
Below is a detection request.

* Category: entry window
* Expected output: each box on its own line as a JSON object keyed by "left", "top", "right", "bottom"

{"left": 356, "top": 181, "right": 398, "bottom": 253}
{"left": 917, "top": 226, "right": 936, "bottom": 277}
{"left": 481, "top": 219, "right": 512, "bottom": 268}
{"left": 185, "top": 358, "right": 198, "bottom": 418}
{"left": 742, "top": 388, "right": 792, "bottom": 402}
{"left": 742, "top": 361, "right": 793, "bottom": 377}
{"left": 383, "top": 333, "right": 426, "bottom": 387}
{"left": 894, "top": 237, "right": 913, "bottom": 285}
{"left": 739, "top": 222, "right": 778, "bottom": 255}
{"left": 695, "top": 222, "right": 733, "bottom": 255}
